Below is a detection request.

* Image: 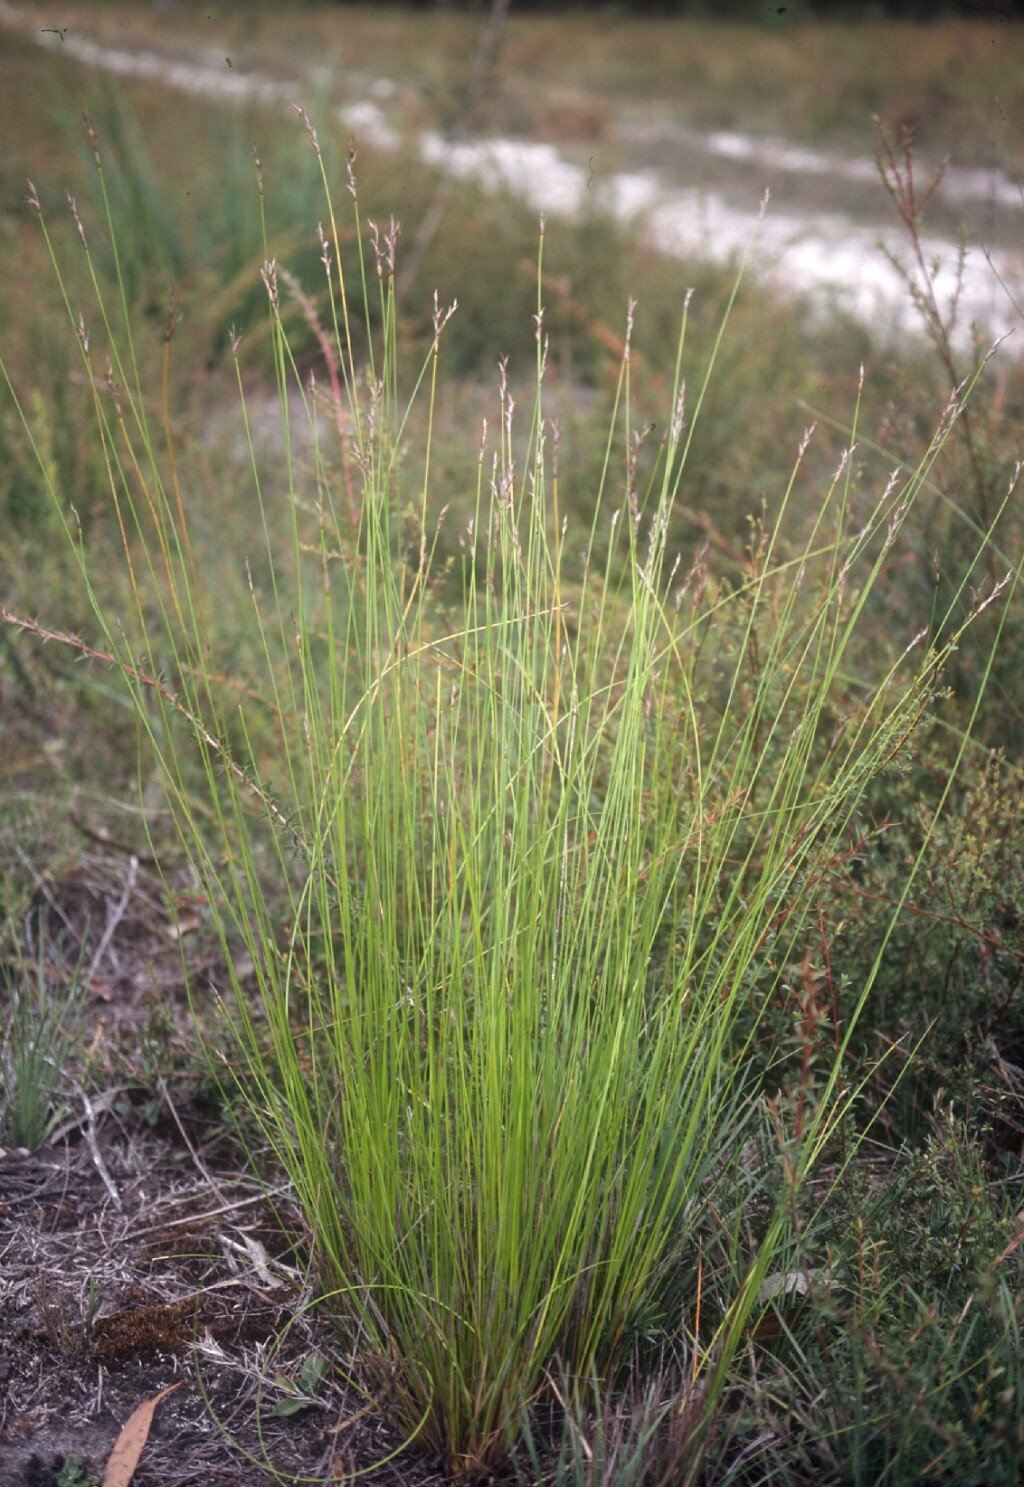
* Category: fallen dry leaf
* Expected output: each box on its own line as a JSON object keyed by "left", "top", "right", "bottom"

{"left": 102, "top": 1380, "right": 185, "bottom": 1487}
{"left": 758, "top": 1266, "right": 832, "bottom": 1304}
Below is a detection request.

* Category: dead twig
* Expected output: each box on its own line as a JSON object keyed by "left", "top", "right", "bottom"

{"left": 71, "top": 1080, "right": 122, "bottom": 1210}
{"left": 84, "top": 853, "right": 139, "bottom": 988}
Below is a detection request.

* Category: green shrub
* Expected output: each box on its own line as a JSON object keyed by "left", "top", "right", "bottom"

{"left": 740, "top": 1108, "right": 1024, "bottom": 1486}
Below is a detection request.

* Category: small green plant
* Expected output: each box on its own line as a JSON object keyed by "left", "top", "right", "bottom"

{"left": 55, "top": 1453, "right": 100, "bottom": 1487}
{"left": 0, "top": 914, "right": 84, "bottom": 1151}
{"left": 33, "top": 1273, "right": 105, "bottom": 1361}
{"left": 272, "top": 1349, "right": 330, "bottom": 1417}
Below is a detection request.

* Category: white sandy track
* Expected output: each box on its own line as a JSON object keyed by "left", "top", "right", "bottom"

{"left": 2, "top": 0, "right": 1020, "bottom": 353}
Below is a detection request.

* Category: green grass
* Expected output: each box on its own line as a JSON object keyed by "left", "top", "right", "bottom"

{"left": 1, "top": 910, "right": 85, "bottom": 1151}
{"left": 3, "top": 97, "right": 1020, "bottom": 1479}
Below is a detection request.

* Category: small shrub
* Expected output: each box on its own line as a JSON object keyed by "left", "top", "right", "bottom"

{"left": 740, "top": 1110, "right": 1024, "bottom": 1486}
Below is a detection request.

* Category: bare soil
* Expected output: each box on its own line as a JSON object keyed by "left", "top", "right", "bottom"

{"left": 0, "top": 848, "right": 450, "bottom": 1487}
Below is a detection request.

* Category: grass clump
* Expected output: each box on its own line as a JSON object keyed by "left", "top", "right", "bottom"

{"left": 0, "top": 912, "right": 85, "bottom": 1152}
{"left": 2, "top": 111, "right": 1018, "bottom": 1480}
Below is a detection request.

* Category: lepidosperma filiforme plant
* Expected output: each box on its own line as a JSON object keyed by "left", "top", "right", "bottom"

{"left": 2, "top": 112, "right": 1017, "bottom": 1478}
